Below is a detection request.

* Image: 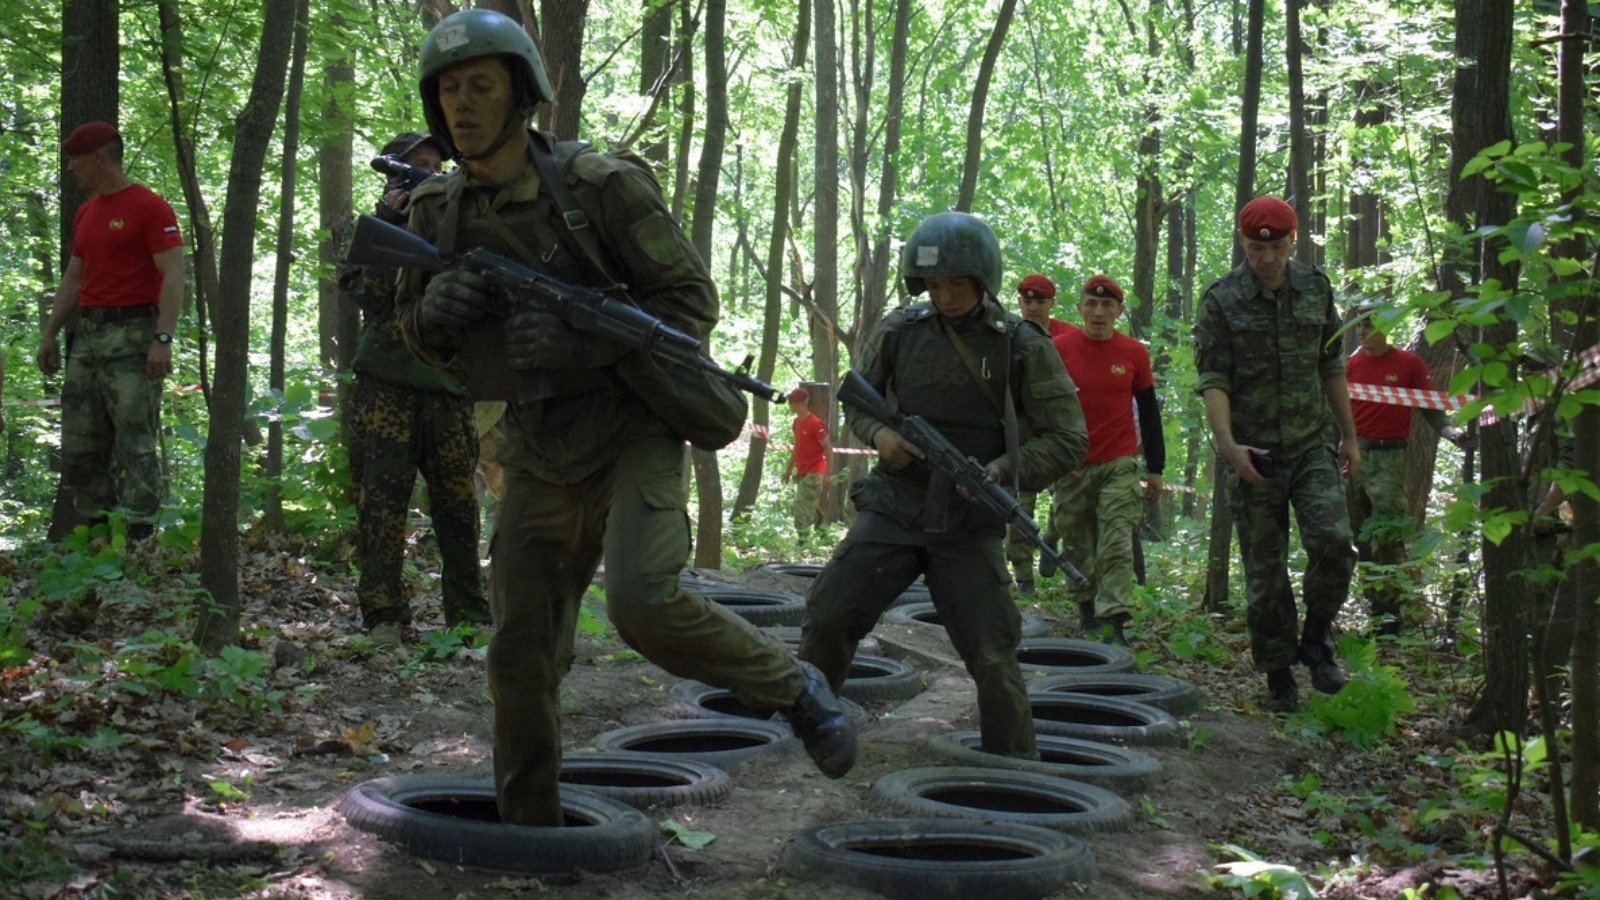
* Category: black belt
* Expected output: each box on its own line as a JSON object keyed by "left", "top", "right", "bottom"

{"left": 80, "top": 305, "right": 157, "bottom": 324}
{"left": 1359, "top": 438, "right": 1407, "bottom": 451}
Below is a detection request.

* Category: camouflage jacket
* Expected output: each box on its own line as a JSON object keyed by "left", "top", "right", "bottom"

{"left": 395, "top": 130, "right": 718, "bottom": 483}
{"left": 846, "top": 299, "right": 1087, "bottom": 538}
{"left": 1193, "top": 259, "right": 1344, "bottom": 455}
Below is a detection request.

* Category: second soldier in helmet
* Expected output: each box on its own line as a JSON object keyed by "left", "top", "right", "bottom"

{"left": 798, "top": 211, "right": 1088, "bottom": 760}
{"left": 393, "top": 9, "right": 857, "bottom": 826}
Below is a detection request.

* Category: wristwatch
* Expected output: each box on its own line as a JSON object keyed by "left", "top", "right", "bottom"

{"left": 153, "top": 332, "right": 173, "bottom": 345}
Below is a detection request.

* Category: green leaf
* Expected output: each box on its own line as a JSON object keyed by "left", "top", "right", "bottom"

{"left": 660, "top": 819, "right": 716, "bottom": 850}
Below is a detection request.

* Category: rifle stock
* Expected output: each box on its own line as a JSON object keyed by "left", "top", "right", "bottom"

{"left": 839, "top": 369, "right": 1089, "bottom": 588}
{"left": 344, "top": 214, "right": 783, "bottom": 406}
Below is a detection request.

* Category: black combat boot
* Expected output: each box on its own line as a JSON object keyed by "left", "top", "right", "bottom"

{"left": 783, "top": 661, "right": 857, "bottom": 778}
{"left": 1264, "top": 667, "right": 1298, "bottom": 713}
{"left": 1077, "top": 601, "right": 1099, "bottom": 633}
{"left": 1105, "top": 613, "right": 1131, "bottom": 647}
{"left": 1299, "top": 616, "right": 1347, "bottom": 694}
{"left": 125, "top": 522, "right": 154, "bottom": 544}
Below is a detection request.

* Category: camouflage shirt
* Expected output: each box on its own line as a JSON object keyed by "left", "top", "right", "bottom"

{"left": 1193, "top": 259, "right": 1344, "bottom": 455}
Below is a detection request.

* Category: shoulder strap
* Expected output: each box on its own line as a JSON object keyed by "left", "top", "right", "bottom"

{"left": 528, "top": 136, "right": 628, "bottom": 293}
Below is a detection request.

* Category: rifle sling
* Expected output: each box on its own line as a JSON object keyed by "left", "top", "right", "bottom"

{"left": 935, "top": 306, "right": 1023, "bottom": 500}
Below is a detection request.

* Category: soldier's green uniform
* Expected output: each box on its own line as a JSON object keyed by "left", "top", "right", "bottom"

{"left": 340, "top": 250, "right": 488, "bottom": 629}
{"left": 395, "top": 8, "right": 853, "bottom": 827}
{"left": 800, "top": 213, "right": 1088, "bottom": 760}
{"left": 61, "top": 318, "right": 166, "bottom": 521}
{"left": 1193, "top": 258, "right": 1356, "bottom": 674}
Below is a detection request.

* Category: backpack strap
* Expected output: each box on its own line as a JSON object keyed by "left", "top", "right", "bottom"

{"left": 528, "top": 135, "right": 628, "bottom": 293}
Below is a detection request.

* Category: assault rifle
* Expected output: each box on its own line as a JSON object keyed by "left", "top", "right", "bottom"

{"left": 370, "top": 155, "right": 436, "bottom": 193}
{"left": 344, "top": 213, "right": 783, "bottom": 405}
{"left": 839, "top": 369, "right": 1090, "bottom": 588}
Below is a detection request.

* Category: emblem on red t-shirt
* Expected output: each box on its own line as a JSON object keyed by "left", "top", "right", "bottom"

{"left": 110, "top": 219, "right": 125, "bottom": 230}
{"left": 1111, "top": 364, "right": 1127, "bottom": 376}
{"left": 1385, "top": 373, "right": 1398, "bottom": 383}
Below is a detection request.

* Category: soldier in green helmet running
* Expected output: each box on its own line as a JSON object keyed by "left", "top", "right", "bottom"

{"left": 798, "top": 211, "right": 1089, "bottom": 761}
{"left": 392, "top": 9, "right": 855, "bottom": 827}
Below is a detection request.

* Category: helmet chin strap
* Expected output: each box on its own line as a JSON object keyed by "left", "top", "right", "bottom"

{"left": 457, "top": 110, "right": 530, "bottom": 163}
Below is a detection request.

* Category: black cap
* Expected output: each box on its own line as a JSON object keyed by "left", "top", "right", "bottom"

{"left": 380, "top": 131, "right": 445, "bottom": 159}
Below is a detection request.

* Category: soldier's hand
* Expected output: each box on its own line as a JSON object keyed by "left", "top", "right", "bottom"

{"left": 378, "top": 188, "right": 412, "bottom": 223}
{"left": 1224, "top": 444, "right": 1269, "bottom": 484}
{"left": 871, "top": 426, "right": 923, "bottom": 470}
{"left": 36, "top": 338, "right": 60, "bottom": 377}
{"left": 506, "top": 311, "right": 587, "bottom": 370}
{"left": 1144, "top": 473, "right": 1163, "bottom": 502}
{"left": 420, "top": 270, "right": 490, "bottom": 333}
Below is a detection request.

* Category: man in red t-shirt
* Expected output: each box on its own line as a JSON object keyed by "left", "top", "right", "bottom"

{"left": 781, "top": 387, "right": 831, "bottom": 539}
{"left": 1346, "top": 300, "right": 1468, "bottom": 635}
{"left": 1047, "top": 275, "right": 1165, "bottom": 645}
{"left": 1006, "top": 274, "right": 1072, "bottom": 593}
{"left": 37, "top": 121, "right": 184, "bottom": 544}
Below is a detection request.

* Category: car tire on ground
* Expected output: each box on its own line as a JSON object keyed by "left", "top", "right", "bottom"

{"left": 926, "top": 731, "right": 1162, "bottom": 792}
{"left": 692, "top": 587, "right": 808, "bottom": 627}
{"left": 838, "top": 654, "right": 924, "bottom": 704}
{"left": 1022, "top": 694, "right": 1184, "bottom": 747}
{"left": 558, "top": 752, "right": 733, "bottom": 809}
{"left": 1026, "top": 672, "right": 1201, "bottom": 716}
{"left": 782, "top": 818, "right": 1094, "bottom": 899}
{"left": 868, "top": 766, "right": 1133, "bottom": 835}
{"left": 338, "top": 775, "right": 654, "bottom": 874}
{"left": 589, "top": 718, "right": 800, "bottom": 770}
{"left": 1014, "top": 637, "right": 1137, "bottom": 676}
{"left": 885, "top": 600, "right": 1049, "bottom": 638}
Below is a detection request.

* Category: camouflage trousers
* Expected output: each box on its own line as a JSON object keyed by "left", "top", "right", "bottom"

{"left": 1228, "top": 444, "right": 1356, "bottom": 672}
{"left": 792, "top": 471, "right": 825, "bottom": 535}
{"left": 800, "top": 523, "right": 1037, "bottom": 760}
{"left": 1345, "top": 446, "right": 1411, "bottom": 626}
{"left": 489, "top": 422, "right": 802, "bottom": 826}
{"left": 349, "top": 377, "right": 488, "bottom": 628}
{"left": 61, "top": 318, "right": 166, "bottom": 523}
{"left": 1004, "top": 489, "right": 1049, "bottom": 588}
{"left": 1051, "top": 455, "right": 1144, "bottom": 618}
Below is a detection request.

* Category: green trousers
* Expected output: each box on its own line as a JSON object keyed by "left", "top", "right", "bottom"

{"left": 1051, "top": 455, "right": 1144, "bottom": 618}
{"left": 1344, "top": 446, "right": 1410, "bottom": 626}
{"left": 61, "top": 318, "right": 165, "bottom": 523}
{"left": 489, "top": 424, "right": 802, "bottom": 825}
{"left": 1004, "top": 489, "right": 1044, "bottom": 587}
{"left": 799, "top": 525, "right": 1038, "bottom": 759}
{"left": 1228, "top": 445, "right": 1355, "bottom": 672}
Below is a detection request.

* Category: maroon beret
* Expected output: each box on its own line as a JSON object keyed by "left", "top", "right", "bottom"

{"left": 1237, "top": 196, "right": 1297, "bottom": 241}
{"left": 1081, "top": 274, "right": 1124, "bottom": 302}
{"left": 62, "top": 121, "right": 118, "bottom": 155}
{"left": 788, "top": 387, "right": 809, "bottom": 403}
{"left": 1017, "top": 274, "right": 1056, "bottom": 300}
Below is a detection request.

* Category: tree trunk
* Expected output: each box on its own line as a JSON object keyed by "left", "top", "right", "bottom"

{"left": 639, "top": 0, "right": 673, "bottom": 166}
{"left": 732, "top": 0, "right": 809, "bottom": 518}
{"left": 263, "top": 0, "right": 310, "bottom": 534}
{"left": 51, "top": 0, "right": 119, "bottom": 542}
{"left": 688, "top": 0, "right": 729, "bottom": 568}
{"left": 1553, "top": 0, "right": 1597, "bottom": 829}
{"left": 316, "top": 12, "right": 355, "bottom": 470}
{"left": 1286, "top": 0, "right": 1313, "bottom": 261}
{"left": 812, "top": 0, "right": 841, "bottom": 413}
{"left": 955, "top": 0, "right": 1018, "bottom": 212}
{"left": 1128, "top": 1, "right": 1162, "bottom": 342}
{"left": 193, "top": 0, "right": 298, "bottom": 653}
{"left": 541, "top": 0, "right": 591, "bottom": 140}
{"left": 1461, "top": 0, "right": 1526, "bottom": 738}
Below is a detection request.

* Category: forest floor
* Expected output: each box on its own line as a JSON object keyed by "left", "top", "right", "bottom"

{"left": 0, "top": 530, "right": 1557, "bottom": 900}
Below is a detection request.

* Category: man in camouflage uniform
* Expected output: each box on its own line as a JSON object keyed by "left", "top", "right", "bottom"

{"left": 799, "top": 212, "right": 1088, "bottom": 759}
{"left": 1193, "top": 196, "right": 1357, "bottom": 713}
{"left": 394, "top": 9, "right": 855, "bottom": 826}
{"left": 37, "top": 121, "right": 184, "bottom": 544}
{"left": 340, "top": 130, "right": 489, "bottom": 648}
{"left": 1005, "top": 273, "right": 1070, "bottom": 595}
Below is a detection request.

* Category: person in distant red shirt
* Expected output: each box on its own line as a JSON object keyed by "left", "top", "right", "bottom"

{"left": 1047, "top": 275, "right": 1165, "bottom": 644}
{"left": 1005, "top": 273, "right": 1071, "bottom": 593}
{"left": 782, "top": 387, "right": 831, "bottom": 539}
{"left": 37, "top": 121, "right": 184, "bottom": 545}
{"left": 1346, "top": 300, "right": 1468, "bottom": 635}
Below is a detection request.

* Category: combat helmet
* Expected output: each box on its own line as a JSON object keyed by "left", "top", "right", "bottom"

{"left": 900, "top": 212, "right": 1003, "bottom": 299}
{"left": 418, "top": 9, "right": 553, "bottom": 159}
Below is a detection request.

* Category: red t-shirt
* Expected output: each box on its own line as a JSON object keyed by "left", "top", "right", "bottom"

{"left": 792, "top": 413, "right": 828, "bottom": 475}
{"left": 1044, "top": 318, "right": 1072, "bottom": 339}
{"left": 71, "top": 184, "right": 183, "bottom": 308}
{"left": 1347, "top": 345, "right": 1435, "bottom": 441}
{"left": 1052, "top": 324, "right": 1154, "bottom": 466}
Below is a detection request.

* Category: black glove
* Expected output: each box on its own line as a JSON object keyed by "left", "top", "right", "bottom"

{"left": 419, "top": 270, "right": 490, "bottom": 334}
{"left": 506, "top": 311, "right": 588, "bottom": 370}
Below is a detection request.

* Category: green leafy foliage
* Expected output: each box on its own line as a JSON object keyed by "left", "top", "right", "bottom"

{"left": 660, "top": 818, "right": 716, "bottom": 850}
{"left": 1296, "top": 636, "right": 1415, "bottom": 749}
{"left": 1210, "top": 843, "right": 1319, "bottom": 898}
